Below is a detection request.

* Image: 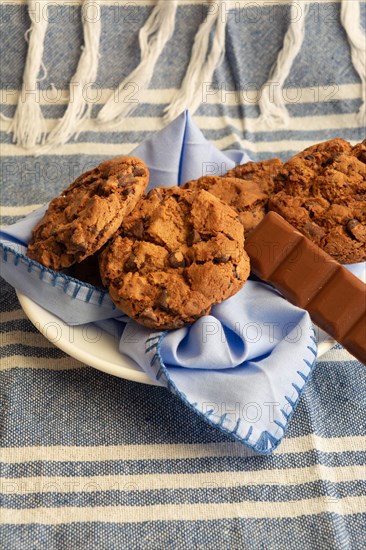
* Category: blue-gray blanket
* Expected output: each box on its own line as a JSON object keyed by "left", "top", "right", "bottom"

{"left": 1, "top": 2, "right": 365, "bottom": 548}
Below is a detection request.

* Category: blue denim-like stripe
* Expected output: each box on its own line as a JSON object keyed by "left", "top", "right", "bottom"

{"left": 0, "top": 319, "right": 39, "bottom": 333}
{"left": 1, "top": 514, "right": 365, "bottom": 550}
{"left": 1, "top": 0, "right": 365, "bottom": 541}
{"left": 1, "top": 358, "right": 365, "bottom": 447}
{"left": 1, "top": 480, "right": 365, "bottom": 510}
{"left": 1, "top": 97, "right": 363, "bottom": 123}
{"left": 0, "top": 344, "right": 66, "bottom": 359}
{"left": 2, "top": 451, "right": 365, "bottom": 480}
{"left": 1, "top": 124, "right": 365, "bottom": 206}
{"left": 144, "top": 326, "right": 319, "bottom": 455}
{"left": 3, "top": 125, "right": 364, "bottom": 148}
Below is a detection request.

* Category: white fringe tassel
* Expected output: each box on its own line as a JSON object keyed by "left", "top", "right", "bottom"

{"left": 9, "top": 0, "right": 48, "bottom": 148}
{"left": 97, "top": 0, "right": 177, "bottom": 125}
{"left": 163, "top": 0, "right": 227, "bottom": 122}
{"left": 341, "top": 0, "right": 366, "bottom": 126}
{"left": 38, "top": 0, "right": 101, "bottom": 153}
{"left": 258, "top": 3, "right": 309, "bottom": 128}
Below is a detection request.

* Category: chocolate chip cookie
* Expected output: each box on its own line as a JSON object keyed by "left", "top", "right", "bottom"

{"left": 268, "top": 138, "right": 366, "bottom": 264}
{"left": 99, "top": 187, "right": 250, "bottom": 329}
{"left": 183, "top": 159, "right": 283, "bottom": 235}
{"left": 27, "top": 156, "right": 149, "bottom": 270}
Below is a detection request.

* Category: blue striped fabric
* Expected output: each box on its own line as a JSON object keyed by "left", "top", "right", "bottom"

{"left": 1, "top": 1, "right": 365, "bottom": 548}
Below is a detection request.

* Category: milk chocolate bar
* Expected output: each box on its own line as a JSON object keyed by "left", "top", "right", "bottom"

{"left": 245, "top": 212, "right": 366, "bottom": 365}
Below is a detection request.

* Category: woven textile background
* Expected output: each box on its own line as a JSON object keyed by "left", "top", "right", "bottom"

{"left": 1, "top": 1, "right": 365, "bottom": 548}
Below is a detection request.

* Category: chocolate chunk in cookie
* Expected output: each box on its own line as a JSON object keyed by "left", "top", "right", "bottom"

{"left": 27, "top": 156, "right": 149, "bottom": 270}
{"left": 99, "top": 187, "right": 250, "bottom": 329}
{"left": 268, "top": 138, "right": 366, "bottom": 264}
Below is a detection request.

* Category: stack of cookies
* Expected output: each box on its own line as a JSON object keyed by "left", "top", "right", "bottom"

{"left": 27, "top": 156, "right": 250, "bottom": 329}
{"left": 184, "top": 138, "right": 366, "bottom": 264}
{"left": 27, "top": 138, "right": 366, "bottom": 329}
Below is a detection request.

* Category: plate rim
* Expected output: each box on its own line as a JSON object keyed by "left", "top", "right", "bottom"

{"left": 16, "top": 290, "right": 157, "bottom": 385}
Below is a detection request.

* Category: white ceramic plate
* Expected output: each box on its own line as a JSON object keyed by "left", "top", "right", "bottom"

{"left": 16, "top": 291, "right": 156, "bottom": 385}
{"left": 16, "top": 291, "right": 336, "bottom": 386}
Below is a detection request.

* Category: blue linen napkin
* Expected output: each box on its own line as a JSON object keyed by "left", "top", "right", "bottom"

{"left": 0, "top": 112, "right": 364, "bottom": 454}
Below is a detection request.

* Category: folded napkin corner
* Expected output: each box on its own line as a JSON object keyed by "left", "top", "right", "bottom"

{"left": 120, "top": 282, "right": 319, "bottom": 456}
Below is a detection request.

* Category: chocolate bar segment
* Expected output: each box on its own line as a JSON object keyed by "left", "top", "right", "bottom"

{"left": 245, "top": 212, "right": 366, "bottom": 365}
{"left": 307, "top": 266, "right": 365, "bottom": 341}
{"left": 343, "top": 311, "right": 366, "bottom": 363}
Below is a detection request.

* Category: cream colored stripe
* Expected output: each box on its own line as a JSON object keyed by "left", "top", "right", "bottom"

{"left": 1, "top": 112, "right": 362, "bottom": 134}
{"left": 1, "top": 435, "right": 365, "bottom": 464}
{"left": 2, "top": 83, "right": 361, "bottom": 106}
{"left": 317, "top": 349, "right": 359, "bottom": 363}
{"left": 1, "top": 113, "right": 362, "bottom": 157}
{"left": 1, "top": 136, "right": 360, "bottom": 158}
{"left": 0, "top": 355, "right": 86, "bottom": 371}
{"left": 0, "top": 328, "right": 353, "bottom": 363}
{"left": 1, "top": 117, "right": 162, "bottom": 133}
{"left": 1, "top": 496, "right": 364, "bottom": 525}
{"left": 0, "top": 0, "right": 157, "bottom": 5}
{"left": 2, "top": 465, "right": 364, "bottom": 496}
{"left": 0, "top": 142, "right": 137, "bottom": 156}
{"left": 213, "top": 82, "right": 362, "bottom": 105}
{"left": 1, "top": 205, "right": 43, "bottom": 216}
{"left": 0, "top": 309, "right": 26, "bottom": 322}
{"left": 1, "top": 331, "right": 56, "bottom": 348}
{"left": 0, "top": 117, "right": 162, "bottom": 134}
{"left": 2, "top": 87, "right": 174, "bottom": 106}
{"left": 0, "top": 338, "right": 354, "bottom": 365}
{"left": 0, "top": 0, "right": 344, "bottom": 7}
{"left": 212, "top": 135, "right": 359, "bottom": 153}
{"left": 196, "top": 113, "right": 362, "bottom": 132}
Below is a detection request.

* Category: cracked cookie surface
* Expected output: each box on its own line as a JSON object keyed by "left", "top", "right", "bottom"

{"left": 27, "top": 156, "right": 149, "bottom": 270}
{"left": 99, "top": 187, "right": 250, "bottom": 329}
{"left": 183, "top": 176, "right": 268, "bottom": 236}
{"left": 268, "top": 138, "right": 366, "bottom": 263}
{"left": 183, "top": 159, "right": 283, "bottom": 235}
{"left": 224, "top": 158, "right": 283, "bottom": 194}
